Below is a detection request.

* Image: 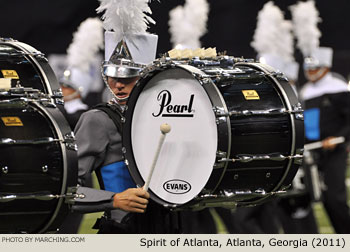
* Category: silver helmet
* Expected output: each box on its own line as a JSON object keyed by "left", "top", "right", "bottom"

{"left": 102, "top": 32, "right": 158, "bottom": 102}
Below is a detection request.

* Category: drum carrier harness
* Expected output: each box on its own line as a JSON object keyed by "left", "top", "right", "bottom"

{"left": 93, "top": 102, "right": 124, "bottom": 134}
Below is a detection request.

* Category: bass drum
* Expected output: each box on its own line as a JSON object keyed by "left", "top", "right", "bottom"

{"left": 123, "top": 58, "right": 304, "bottom": 209}
{"left": 0, "top": 38, "right": 77, "bottom": 233}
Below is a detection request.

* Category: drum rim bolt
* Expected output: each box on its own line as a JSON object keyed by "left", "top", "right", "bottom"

{"left": 234, "top": 174, "right": 239, "bottom": 180}
{"left": 42, "top": 165, "right": 48, "bottom": 173}
{"left": 2, "top": 166, "right": 8, "bottom": 174}
{"left": 266, "top": 172, "right": 271, "bottom": 178}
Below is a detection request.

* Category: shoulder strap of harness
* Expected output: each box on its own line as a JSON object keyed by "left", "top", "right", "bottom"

{"left": 93, "top": 103, "right": 124, "bottom": 133}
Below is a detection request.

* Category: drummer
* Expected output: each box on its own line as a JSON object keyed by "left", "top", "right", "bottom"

{"left": 71, "top": 0, "right": 181, "bottom": 232}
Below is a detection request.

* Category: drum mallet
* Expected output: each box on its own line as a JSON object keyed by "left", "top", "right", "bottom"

{"left": 143, "top": 123, "right": 171, "bottom": 192}
{"left": 304, "top": 136, "right": 345, "bottom": 151}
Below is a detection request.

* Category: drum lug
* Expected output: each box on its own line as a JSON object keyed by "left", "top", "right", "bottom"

{"left": 296, "top": 148, "right": 304, "bottom": 154}
{"left": 55, "top": 98, "right": 64, "bottom": 105}
{"left": 52, "top": 90, "right": 64, "bottom": 105}
{"left": 213, "top": 106, "right": 226, "bottom": 116}
{"left": 216, "top": 116, "right": 227, "bottom": 124}
{"left": 216, "top": 150, "right": 227, "bottom": 158}
{"left": 42, "top": 102, "right": 57, "bottom": 108}
{"left": 64, "top": 132, "right": 77, "bottom": 151}
{"left": 271, "top": 71, "right": 288, "bottom": 81}
{"left": 64, "top": 132, "right": 75, "bottom": 141}
{"left": 64, "top": 186, "right": 84, "bottom": 204}
{"left": 124, "top": 159, "right": 129, "bottom": 166}
{"left": 292, "top": 103, "right": 304, "bottom": 120}
{"left": 42, "top": 165, "right": 49, "bottom": 173}
{"left": 293, "top": 156, "right": 303, "bottom": 165}
{"left": 200, "top": 77, "right": 212, "bottom": 86}
{"left": 65, "top": 143, "right": 77, "bottom": 151}
{"left": 2, "top": 166, "right": 9, "bottom": 174}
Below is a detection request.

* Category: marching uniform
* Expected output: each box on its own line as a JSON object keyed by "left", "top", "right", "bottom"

{"left": 301, "top": 72, "right": 350, "bottom": 233}
{"left": 74, "top": 104, "right": 181, "bottom": 233}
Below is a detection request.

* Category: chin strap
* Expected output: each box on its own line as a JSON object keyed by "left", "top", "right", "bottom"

{"left": 115, "top": 95, "right": 129, "bottom": 102}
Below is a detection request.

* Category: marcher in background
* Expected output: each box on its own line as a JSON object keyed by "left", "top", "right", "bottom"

{"left": 49, "top": 17, "right": 104, "bottom": 129}
{"left": 291, "top": 0, "right": 350, "bottom": 234}
{"left": 56, "top": 17, "right": 103, "bottom": 234}
{"left": 59, "top": 80, "right": 88, "bottom": 130}
{"left": 299, "top": 46, "right": 350, "bottom": 233}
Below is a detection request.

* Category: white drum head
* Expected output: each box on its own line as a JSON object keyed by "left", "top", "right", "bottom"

{"left": 131, "top": 68, "right": 218, "bottom": 205}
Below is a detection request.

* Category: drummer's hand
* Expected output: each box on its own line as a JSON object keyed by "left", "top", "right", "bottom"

{"left": 322, "top": 136, "right": 337, "bottom": 151}
{"left": 113, "top": 188, "right": 150, "bottom": 213}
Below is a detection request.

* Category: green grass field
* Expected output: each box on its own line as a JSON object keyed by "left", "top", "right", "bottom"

{"left": 78, "top": 168, "right": 350, "bottom": 234}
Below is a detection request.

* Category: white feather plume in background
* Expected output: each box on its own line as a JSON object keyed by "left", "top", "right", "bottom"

{"left": 251, "top": 1, "right": 294, "bottom": 62}
{"left": 97, "top": 0, "right": 155, "bottom": 42}
{"left": 168, "top": 0, "right": 210, "bottom": 49}
{"left": 66, "top": 17, "right": 104, "bottom": 72}
{"left": 290, "top": 0, "right": 321, "bottom": 56}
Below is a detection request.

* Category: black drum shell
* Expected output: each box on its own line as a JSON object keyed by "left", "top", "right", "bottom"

{"left": 0, "top": 39, "right": 77, "bottom": 233}
{"left": 0, "top": 101, "right": 77, "bottom": 234}
{"left": 123, "top": 61, "right": 304, "bottom": 208}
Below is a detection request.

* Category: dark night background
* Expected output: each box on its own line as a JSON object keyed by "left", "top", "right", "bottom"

{"left": 1, "top": 0, "right": 350, "bottom": 84}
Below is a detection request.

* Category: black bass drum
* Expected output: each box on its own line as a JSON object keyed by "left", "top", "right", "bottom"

{"left": 123, "top": 57, "right": 304, "bottom": 209}
{"left": 0, "top": 38, "right": 77, "bottom": 233}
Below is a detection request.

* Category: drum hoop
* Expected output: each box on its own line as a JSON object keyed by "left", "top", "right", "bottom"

{"left": 123, "top": 68, "right": 169, "bottom": 206}
{"left": 30, "top": 101, "right": 68, "bottom": 233}
{"left": 176, "top": 64, "right": 231, "bottom": 193}
{"left": 1, "top": 41, "right": 60, "bottom": 104}
{"left": 235, "top": 62, "right": 297, "bottom": 204}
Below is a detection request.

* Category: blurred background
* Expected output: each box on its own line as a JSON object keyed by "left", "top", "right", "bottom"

{"left": 1, "top": 0, "right": 350, "bottom": 85}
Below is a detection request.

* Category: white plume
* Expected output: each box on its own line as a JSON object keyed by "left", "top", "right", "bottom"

{"left": 251, "top": 1, "right": 294, "bottom": 62}
{"left": 168, "top": 0, "right": 210, "bottom": 49}
{"left": 97, "top": 0, "right": 155, "bottom": 42}
{"left": 66, "top": 17, "right": 104, "bottom": 72}
{"left": 290, "top": 0, "right": 321, "bottom": 56}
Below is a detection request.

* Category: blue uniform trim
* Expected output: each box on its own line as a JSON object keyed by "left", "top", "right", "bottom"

{"left": 100, "top": 161, "right": 136, "bottom": 193}
{"left": 304, "top": 108, "right": 321, "bottom": 141}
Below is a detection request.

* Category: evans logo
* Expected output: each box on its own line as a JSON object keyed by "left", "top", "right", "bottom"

{"left": 163, "top": 179, "right": 191, "bottom": 194}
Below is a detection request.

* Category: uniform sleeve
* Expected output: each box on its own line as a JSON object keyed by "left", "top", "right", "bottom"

{"left": 72, "top": 110, "right": 117, "bottom": 213}
{"left": 71, "top": 186, "right": 115, "bottom": 213}
{"left": 74, "top": 110, "right": 110, "bottom": 186}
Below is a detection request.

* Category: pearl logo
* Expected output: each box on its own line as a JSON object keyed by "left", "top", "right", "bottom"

{"left": 152, "top": 90, "right": 195, "bottom": 117}
{"left": 163, "top": 179, "right": 192, "bottom": 194}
